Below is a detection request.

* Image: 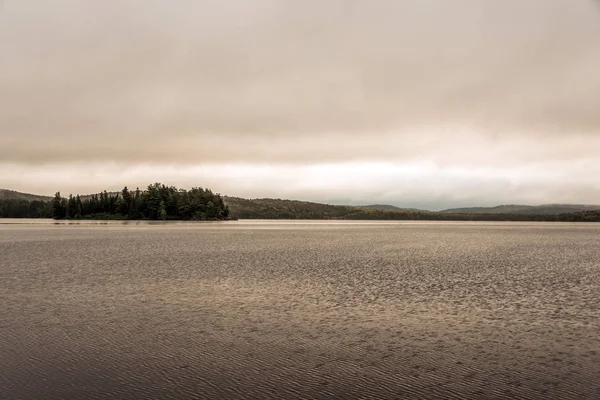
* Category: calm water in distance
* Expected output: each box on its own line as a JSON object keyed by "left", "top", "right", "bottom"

{"left": 1, "top": 219, "right": 599, "bottom": 399}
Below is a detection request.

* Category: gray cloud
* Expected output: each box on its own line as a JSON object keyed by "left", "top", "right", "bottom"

{"left": 1, "top": 0, "right": 599, "bottom": 165}
{"left": 1, "top": 1, "right": 600, "bottom": 206}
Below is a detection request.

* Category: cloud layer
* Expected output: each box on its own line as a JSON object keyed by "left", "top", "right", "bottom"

{"left": 1, "top": 1, "right": 599, "bottom": 205}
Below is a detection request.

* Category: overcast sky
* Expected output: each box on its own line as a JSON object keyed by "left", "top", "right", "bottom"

{"left": 1, "top": 1, "right": 599, "bottom": 209}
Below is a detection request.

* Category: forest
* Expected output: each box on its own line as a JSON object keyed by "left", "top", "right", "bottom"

{"left": 1, "top": 187, "right": 600, "bottom": 222}
{"left": 223, "top": 197, "right": 600, "bottom": 222}
{"left": 0, "top": 199, "right": 52, "bottom": 218}
{"left": 0, "top": 183, "right": 230, "bottom": 220}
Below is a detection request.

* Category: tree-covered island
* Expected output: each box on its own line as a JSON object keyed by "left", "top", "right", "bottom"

{"left": 50, "top": 183, "right": 230, "bottom": 220}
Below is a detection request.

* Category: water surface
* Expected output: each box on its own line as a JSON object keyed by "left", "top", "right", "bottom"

{"left": 1, "top": 220, "right": 599, "bottom": 399}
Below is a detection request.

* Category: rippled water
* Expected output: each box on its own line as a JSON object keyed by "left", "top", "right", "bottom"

{"left": 1, "top": 219, "right": 599, "bottom": 399}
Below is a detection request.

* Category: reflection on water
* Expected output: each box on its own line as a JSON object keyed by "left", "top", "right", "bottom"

{"left": 1, "top": 221, "right": 599, "bottom": 399}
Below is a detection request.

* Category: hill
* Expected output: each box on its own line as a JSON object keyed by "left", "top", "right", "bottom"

{"left": 0, "top": 189, "right": 51, "bottom": 202}
{"left": 223, "top": 196, "right": 441, "bottom": 220}
{"left": 361, "top": 204, "right": 404, "bottom": 211}
{"left": 223, "top": 196, "right": 360, "bottom": 219}
{"left": 360, "top": 204, "right": 425, "bottom": 212}
{"left": 442, "top": 204, "right": 600, "bottom": 215}
{"left": 223, "top": 197, "right": 600, "bottom": 221}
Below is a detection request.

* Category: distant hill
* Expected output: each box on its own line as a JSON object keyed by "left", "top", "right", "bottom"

{"left": 223, "top": 196, "right": 441, "bottom": 220}
{"left": 360, "top": 204, "right": 403, "bottom": 211}
{"left": 0, "top": 188, "right": 121, "bottom": 202}
{"left": 360, "top": 204, "right": 425, "bottom": 212}
{"left": 223, "top": 196, "right": 361, "bottom": 219}
{"left": 442, "top": 204, "right": 600, "bottom": 215}
{"left": 222, "top": 197, "right": 600, "bottom": 221}
{"left": 0, "top": 189, "right": 51, "bottom": 202}
{"left": 441, "top": 205, "right": 533, "bottom": 214}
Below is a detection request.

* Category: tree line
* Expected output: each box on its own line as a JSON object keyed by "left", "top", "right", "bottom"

{"left": 0, "top": 183, "right": 230, "bottom": 220}
{"left": 0, "top": 199, "right": 52, "bottom": 218}
{"left": 338, "top": 209, "right": 600, "bottom": 222}
{"left": 2, "top": 189, "right": 600, "bottom": 222}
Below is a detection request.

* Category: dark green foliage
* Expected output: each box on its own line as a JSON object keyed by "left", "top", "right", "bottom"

{"left": 52, "top": 192, "right": 66, "bottom": 220}
{"left": 65, "top": 183, "right": 229, "bottom": 220}
{"left": 66, "top": 195, "right": 78, "bottom": 219}
{"left": 224, "top": 197, "right": 357, "bottom": 219}
{"left": 0, "top": 183, "right": 230, "bottom": 220}
{"left": 0, "top": 199, "right": 52, "bottom": 218}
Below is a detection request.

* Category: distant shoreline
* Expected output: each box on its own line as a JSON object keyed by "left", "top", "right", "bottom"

{"left": 2, "top": 187, "right": 600, "bottom": 222}
{"left": 1, "top": 214, "right": 600, "bottom": 223}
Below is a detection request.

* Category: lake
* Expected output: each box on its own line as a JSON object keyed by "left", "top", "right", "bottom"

{"left": 1, "top": 219, "right": 599, "bottom": 399}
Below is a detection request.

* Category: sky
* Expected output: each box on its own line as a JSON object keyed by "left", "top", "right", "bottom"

{"left": 1, "top": 0, "right": 600, "bottom": 210}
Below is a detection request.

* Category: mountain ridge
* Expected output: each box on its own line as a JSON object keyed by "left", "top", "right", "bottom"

{"left": 441, "top": 204, "right": 600, "bottom": 215}
{"left": 360, "top": 204, "right": 425, "bottom": 212}
{"left": 0, "top": 189, "right": 52, "bottom": 202}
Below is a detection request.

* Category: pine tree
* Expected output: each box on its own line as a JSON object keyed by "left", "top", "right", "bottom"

{"left": 158, "top": 201, "right": 168, "bottom": 220}
{"left": 52, "top": 192, "right": 65, "bottom": 220}
{"left": 66, "top": 194, "right": 79, "bottom": 219}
